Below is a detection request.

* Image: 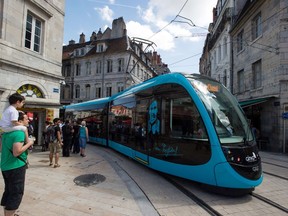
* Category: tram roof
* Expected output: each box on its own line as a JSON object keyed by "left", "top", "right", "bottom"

{"left": 64, "top": 73, "right": 209, "bottom": 112}
{"left": 110, "top": 73, "right": 190, "bottom": 100}
{"left": 64, "top": 97, "right": 110, "bottom": 111}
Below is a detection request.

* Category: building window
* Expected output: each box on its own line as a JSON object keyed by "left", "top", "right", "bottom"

{"left": 75, "top": 85, "right": 80, "bottom": 98}
{"left": 25, "top": 13, "right": 42, "bottom": 53}
{"left": 96, "top": 61, "right": 102, "bottom": 74}
{"left": 95, "top": 84, "right": 101, "bottom": 98}
{"left": 76, "top": 64, "right": 81, "bottom": 76}
{"left": 137, "top": 64, "right": 140, "bottom": 77}
{"left": 63, "top": 85, "right": 71, "bottom": 100}
{"left": 85, "top": 84, "right": 90, "bottom": 98}
{"left": 252, "top": 13, "right": 262, "bottom": 40}
{"left": 81, "top": 48, "right": 85, "bottom": 55}
{"left": 106, "top": 83, "right": 112, "bottom": 97}
{"left": 65, "top": 65, "right": 71, "bottom": 77}
{"left": 252, "top": 60, "right": 262, "bottom": 89}
{"left": 97, "top": 44, "right": 104, "bottom": 52}
{"left": 237, "top": 70, "right": 244, "bottom": 93}
{"left": 86, "top": 62, "right": 91, "bottom": 75}
{"left": 17, "top": 84, "right": 43, "bottom": 98}
{"left": 141, "top": 69, "right": 144, "bottom": 79}
{"left": 237, "top": 30, "right": 244, "bottom": 52}
{"left": 107, "top": 60, "right": 113, "bottom": 73}
{"left": 118, "top": 58, "right": 124, "bottom": 72}
{"left": 223, "top": 37, "right": 227, "bottom": 57}
{"left": 218, "top": 44, "right": 221, "bottom": 62}
{"left": 214, "top": 51, "right": 216, "bottom": 67}
{"left": 223, "top": 70, "right": 227, "bottom": 87}
{"left": 117, "top": 82, "right": 124, "bottom": 93}
{"left": 132, "top": 60, "right": 136, "bottom": 74}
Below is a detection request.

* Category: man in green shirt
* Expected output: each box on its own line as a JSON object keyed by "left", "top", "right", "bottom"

{"left": 1, "top": 111, "right": 34, "bottom": 216}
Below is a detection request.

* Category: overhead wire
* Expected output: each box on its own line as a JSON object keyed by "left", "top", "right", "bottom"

{"left": 148, "top": 0, "right": 189, "bottom": 40}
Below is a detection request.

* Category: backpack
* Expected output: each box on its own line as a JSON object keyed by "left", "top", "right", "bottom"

{"left": 46, "top": 125, "right": 56, "bottom": 143}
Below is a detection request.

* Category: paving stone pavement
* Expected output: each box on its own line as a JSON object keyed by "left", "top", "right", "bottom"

{"left": 0, "top": 145, "right": 287, "bottom": 216}
{"left": 0, "top": 145, "right": 155, "bottom": 216}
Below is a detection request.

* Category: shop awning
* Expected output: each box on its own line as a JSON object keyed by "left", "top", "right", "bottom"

{"left": 239, "top": 97, "right": 269, "bottom": 108}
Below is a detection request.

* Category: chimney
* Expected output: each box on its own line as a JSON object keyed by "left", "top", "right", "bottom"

{"left": 213, "top": 7, "right": 217, "bottom": 23}
{"left": 90, "top": 31, "right": 97, "bottom": 41}
{"left": 69, "top": 40, "right": 75, "bottom": 45}
{"left": 79, "top": 33, "right": 85, "bottom": 43}
{"left": 111, "top": 17, "right": 127, "bottom": 39}
{"left": 97, "top": 28, "right": 102, "bottom": 39}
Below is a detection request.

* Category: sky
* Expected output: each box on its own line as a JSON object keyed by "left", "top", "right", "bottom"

{"left": 63, "top": 0, "right": 218, "bottom": 74}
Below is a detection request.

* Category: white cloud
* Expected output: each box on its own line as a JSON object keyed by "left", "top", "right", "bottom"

{"left": 94, "top": 6, "right": 114, "bottom": 22}
{"left": 126, "top": 21, "right": 175, "bottom": 51}
{"left": 142, "top": 0, "right": 215, "bottom": 28}
{"left": 137, "top": 0, "right": 215, "bottom": 41}
{"left": 109, "top": 0, "right": 115, "bottom": 4}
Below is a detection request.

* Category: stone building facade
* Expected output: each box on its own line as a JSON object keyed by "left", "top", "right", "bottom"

{"left": 0, "top": 0, "right": 65, "bottom": 145}
{"left": 200, "top": 0, "right": 288, "bottom": 153}
{"left": 61, "top": 17, "right": 168, "bottom": 105}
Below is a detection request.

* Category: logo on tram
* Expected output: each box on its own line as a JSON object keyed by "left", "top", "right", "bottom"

{"left": 245, "top": 152, "right": 257, "bottom": 163}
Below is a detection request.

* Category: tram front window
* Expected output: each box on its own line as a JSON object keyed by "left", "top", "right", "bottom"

{"left": 188, "top": 76, "right": 253, "bottom": 144}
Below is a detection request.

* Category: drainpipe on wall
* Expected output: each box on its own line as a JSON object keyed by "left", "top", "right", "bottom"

{"left": 283, "top": 103, "right": 288, "bottom": 153}
{"left": 102, "top": 55, "right": 105, "bottom": 98}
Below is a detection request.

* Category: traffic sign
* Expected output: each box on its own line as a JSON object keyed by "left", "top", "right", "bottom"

{"left": 282, "top": 112, "right": 288, "bottom": 119}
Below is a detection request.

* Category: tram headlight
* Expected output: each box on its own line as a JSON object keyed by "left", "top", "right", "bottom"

{"left": 222, "top": 147, "right": 242, "bottom": 164}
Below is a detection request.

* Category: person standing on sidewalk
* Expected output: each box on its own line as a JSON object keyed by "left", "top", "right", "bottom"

{"left": 79, "top": 120, "right": 89, "bottom": 157}
{"left": 71, "top": 120, "right": 81, "bottom": 154}
{"left": 62, "top": 119, "right": 73, "bottom": 157}
{"left": 0, "top": 111, "right": 34, "bottom": 216}
{"left": 48, "top": 118, "right": 63, "bottom": 168}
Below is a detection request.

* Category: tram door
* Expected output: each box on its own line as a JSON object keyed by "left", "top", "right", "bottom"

{"left": 132, "top": 98, "right": 151, "bottom": 165}
{"left": 134, "top": 150, "right": 149, "bottom": 165}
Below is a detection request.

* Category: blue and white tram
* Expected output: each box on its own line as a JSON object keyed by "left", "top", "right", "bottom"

{"left": 64, "top": 73, "right": 263, "bottom": 193}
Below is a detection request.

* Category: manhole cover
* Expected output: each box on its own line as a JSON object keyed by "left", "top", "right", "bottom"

{"left": 74, "top": 174, "right": 106, "bottom": 187}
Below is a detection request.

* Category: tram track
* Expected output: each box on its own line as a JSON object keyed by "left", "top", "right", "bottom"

{"left": 262, "top": 161, "right": 288, "bottom": 169}
{"left": 100, "top": 147, "right": 224, "bottom": 215}
{"left": 250, "top": 192, "right": 288, "bottom": 214}
{"left": 96, "top": 146, "right": 288, "bottom": 216}
{"left": 263, "top": 171, "right": 288, "bottom": 181}
{"left": 162, "top": 175, "right": 223, "bottom": 216}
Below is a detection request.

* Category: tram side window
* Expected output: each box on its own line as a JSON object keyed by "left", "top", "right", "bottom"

{"left": 72, "top": 108, "right": 107, "bottom": 139}
{"left": 149, "top": 83, "right": 211, "bottom": 165}
{"left": 109, "top": 99, "right": 134, "bottom": 146}
{"left": 169, "top": 97, "right": 207, "bottom": 139}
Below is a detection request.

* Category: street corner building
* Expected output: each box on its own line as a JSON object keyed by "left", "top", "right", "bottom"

{"left": 0, "top": 0, "right": 66, "bottom": 146}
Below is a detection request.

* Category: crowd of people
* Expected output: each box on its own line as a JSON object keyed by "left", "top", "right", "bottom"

{"left": 42, "top": 118, "right": 89, "bottom": 162}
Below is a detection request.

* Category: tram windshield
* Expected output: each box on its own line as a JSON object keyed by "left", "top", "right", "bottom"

{"left": 187, "top": 76, "right": 253, "bottom": 144}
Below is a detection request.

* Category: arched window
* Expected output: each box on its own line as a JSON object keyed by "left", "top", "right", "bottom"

{"left": 223, "top": 37, "right": 227, "bottom": 57}
{"left": 117, "top": 82, "right": 124, "bottom": 93}
{"left": 64, "top": 85, "right": 71, "bottom": 99}
{"left": 75, "top": 85, "right": 80, "bottom": 98}
{"left": 106, "top": 83, "right": 112, "bottom": 97}
{"left": 17, "top": 84, "right": 44, "bottom": 98}
{"left": 85, "top": 84, "right": 90, "bottom": 99}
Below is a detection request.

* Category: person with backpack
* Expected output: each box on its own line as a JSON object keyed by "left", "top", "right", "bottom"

{"left": 48, "top": 118, "right": 62, "bottom": 168}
